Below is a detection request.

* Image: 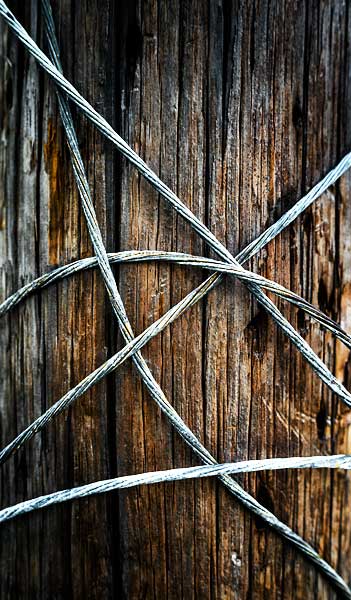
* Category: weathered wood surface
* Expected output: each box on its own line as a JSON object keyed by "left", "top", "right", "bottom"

{"left": 1, "top": 1, "right": 351, "bottom": 598}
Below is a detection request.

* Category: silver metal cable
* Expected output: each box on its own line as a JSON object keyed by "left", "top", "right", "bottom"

{"left": 0, "top": 454, "right": 350, "bottom": 525}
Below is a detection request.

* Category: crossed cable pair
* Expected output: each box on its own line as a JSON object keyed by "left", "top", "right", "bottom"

{"left": 0, "top": 0, "right": 351, "bottom": 596}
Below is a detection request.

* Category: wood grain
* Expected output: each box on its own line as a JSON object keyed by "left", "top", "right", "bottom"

{"left": 0, "top": 1, "right": 351, "bottom": 598}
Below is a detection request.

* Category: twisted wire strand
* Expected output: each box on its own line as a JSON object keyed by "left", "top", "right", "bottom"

{"left": 0, "top": 2, "right": 350, "bottom": 596}
{"left": 0, "top": 454, "right": 350, "bottom": 525}
{"left": 1, "top": 0, "right": 350, "bottom": 411}
{"left": 2, "top": 250, "right": 351, "bottom": 350}
{"left": 235, "top": 155, "right": 351, "bottom": 264}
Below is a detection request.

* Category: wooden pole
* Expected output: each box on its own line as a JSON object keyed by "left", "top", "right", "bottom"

{"left": 0, "top": 1, "right": 351, "bottom": 598}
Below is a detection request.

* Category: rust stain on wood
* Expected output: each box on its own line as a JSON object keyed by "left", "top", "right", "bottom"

{"left": 44, "top": 117, "right": 65, "bottom": 265}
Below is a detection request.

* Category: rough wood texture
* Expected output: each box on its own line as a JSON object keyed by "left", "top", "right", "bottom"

{"left": 1, "top": 1, "right": 351, "bottom": 598}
